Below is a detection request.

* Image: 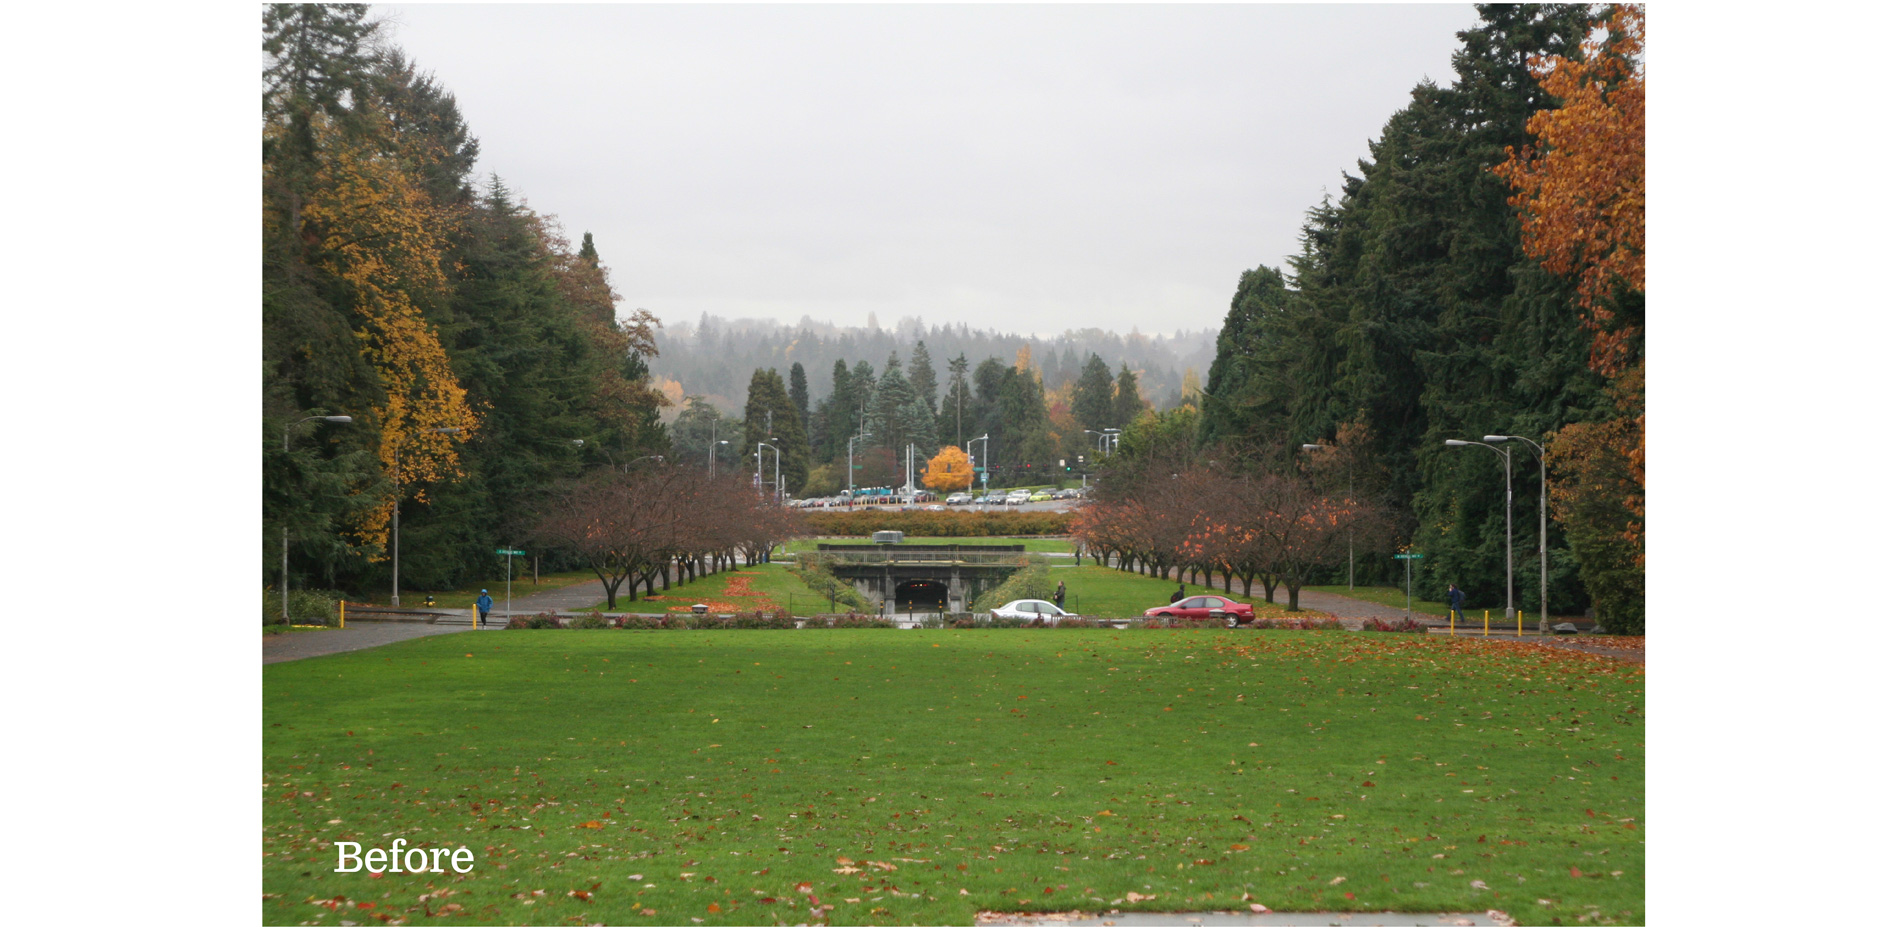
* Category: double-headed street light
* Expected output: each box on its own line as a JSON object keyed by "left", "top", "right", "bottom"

{"left": 707, "top": 439, "right": 729, "bottom": 478}
{"left": 1446, "top": 438, "right": 1513, "bottom": 627}
{"left": 392, "top": 425, "right": 462, "bottom": 606}
{"left": 965, "top": 433, "right": 989, "bottom": 501}
{"left": 756, "top": 441, "right": 781, "bottom": 502}
{"left": 1486, "top": 434, "right": 1548, "bottom": 634}
{"left": 282, "top": 414, "right": 352, "bottom": 624}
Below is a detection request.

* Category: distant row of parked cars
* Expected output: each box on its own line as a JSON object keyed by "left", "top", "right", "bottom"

{"left": 942, "top": 487, "right": 1086, "bottom": 506}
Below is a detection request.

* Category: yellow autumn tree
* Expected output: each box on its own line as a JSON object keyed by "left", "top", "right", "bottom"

{"left": 922, "top": 445, "right": 975, "bottom": 492}
{"left": 302, "top": 113, "right": 478, "bottom": 553}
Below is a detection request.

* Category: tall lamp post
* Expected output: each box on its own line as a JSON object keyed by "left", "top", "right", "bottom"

{"left": 707, "top": 439, "right": 729, "bottom": 478}
{"left": 1486, "top": 434, "right": 1548, "bottom": 634}
{"left": 965, "top": 433, "right": 989, "bottom": 503}
{"left": 282, "top": 414, "right": 352, "bottom": 624}
{"left": 1300, "top": 443, "right": 1356, "bottom": 590}
{"left": 756, "top": 442, "right": 781, "bottom": 502}
{"left": 846, "top": 433, "right": 873, "bottom": 508}
{"left": 1446, "top": 438, "right": 1513, "bottom": 627}
{"left": 392, "top": 425, "right": 462, "bottom": 606}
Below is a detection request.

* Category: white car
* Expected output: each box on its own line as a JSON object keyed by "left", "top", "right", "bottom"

{"left": 945, "top": 492, "right": 972, "bottom": 505}
{"left": 990, "top": 599, "right": 1075, "bottom": 620}
{"left": 1005, "top": 490, "right": 1032, "bottom": 505}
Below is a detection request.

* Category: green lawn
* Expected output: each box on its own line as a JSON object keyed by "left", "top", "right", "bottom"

{"left": 583, "top": 564, "right": 817, "bottom": 614}
{"left": 785, "top": 537, "right": 1079, "bottom": 553}
{"left": 264, "top": 632, "right": 1643, "bottom": 925}
{"left": 1056, "top": 565, "right": 1327, "bottom": 620}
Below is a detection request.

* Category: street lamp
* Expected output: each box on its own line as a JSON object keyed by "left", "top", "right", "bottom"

{"left": 392, "top": 425, "right": 462, "bottom": 606}
{"left": 1300, "top": 443, "right": 1358, "bottom": 590}
{"left": 1446, "top": 438, "right": 1514, "bottom": 627}
{"left": 966, "top": 433, "right": 989, "bottom": 501}
{"left": 1486, "top": 434, "right": 1549, "bottom": 634}
{"left": 282, "top": 414, "right": 351, "bottom": 624}
{"left": 846, "top": 433, "right": 873, "bottom": 507}
{"left": 707, "top": 439, "right": 728, "bottom": 478}
{"left": 1104, "top": 428, "right": 1121, "bottom": 452}
{"left": 756, "top": 442, "right": 781, "bottom": 502}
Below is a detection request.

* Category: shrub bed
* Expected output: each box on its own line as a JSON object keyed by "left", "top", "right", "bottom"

{"left": 1361, "top": 616, "right": 1432, "bottom": 633}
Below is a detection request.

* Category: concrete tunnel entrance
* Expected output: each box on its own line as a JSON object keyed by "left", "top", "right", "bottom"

{"left": 893, "top": 579, "right": 948, "bottom": 613}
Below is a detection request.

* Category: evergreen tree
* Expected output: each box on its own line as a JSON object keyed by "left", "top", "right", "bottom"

{"left": 742, "top": 368, "right": 811, "bottom": 495}
{"left": 938, "top": 353, "right": 973, "bottom": 448}
{"left": 1112, "top": 364, "right": 1146, "bottom": 428}
{"left": 1071, "top": 353, "right": 1114, "bottom": 433}
{"left": 869, "top": 353, "right": 917, "bottom": 456}
{"left": 907, "top": 341, "right": 938, "bottom": 415}
{"left": 787, "top": 361, "right": 810, "bottom": 436}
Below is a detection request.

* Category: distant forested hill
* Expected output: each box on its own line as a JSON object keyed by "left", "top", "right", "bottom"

{"left": 648, "top": 314, "right": 1217, "bottom": 415}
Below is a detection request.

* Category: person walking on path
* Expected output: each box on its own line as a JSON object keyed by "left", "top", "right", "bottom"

{"left": 1053, "top": 581, "right": 1067, "bottom": 611}
{"left": 1172, "top": 583, "right": 1186, "bottom": 603}
{"left": 1447, "top": 584, "right": 1465, "bottom": 623}
{"left": 477, "top": 589, "right": 494, "bottom": 627}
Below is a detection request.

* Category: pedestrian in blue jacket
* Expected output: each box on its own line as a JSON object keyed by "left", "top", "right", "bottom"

{"left": 477, "top": 589, "right": 494, "bottom": 626}
{"left": 1447, "top": 585, "right": 1465, "bottom": 622}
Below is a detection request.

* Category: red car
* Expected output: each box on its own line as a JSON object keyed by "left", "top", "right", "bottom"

{"left": 1144, "top": 595, "right": 1256, "bottom": 627}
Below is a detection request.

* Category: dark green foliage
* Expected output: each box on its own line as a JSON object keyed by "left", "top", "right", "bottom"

{"left": 787, "top": 361, "right": 810, "bottom": 435}
{"left": 1111, "top": 363, "right": 1146, "bottom": 428}
{"left": 1072, "top": 353, "right": 1114, "bottom": 433}
{"left": 742, "top": 368, "right": 811, "bottom": 495}
{"left": 1190, "top": 5, "right": 1611, "bottom": 617}
{"left": 907, "top": 340, "right": 938, "bottom": 415}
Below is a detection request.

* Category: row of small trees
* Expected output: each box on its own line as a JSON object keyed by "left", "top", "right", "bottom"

{"left": 1071, "top": 455, "right": 1385, "bottom": 611}
{"left": 530, "top": 467, "right": 804, "bottom": 609}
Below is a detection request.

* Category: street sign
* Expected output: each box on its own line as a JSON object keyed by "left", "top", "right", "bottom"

{"left": 1393, "top": 553, "right": 1423, "bottom": 560}
{"left": 496, "top": 549, "right": 526, "bottom": 556}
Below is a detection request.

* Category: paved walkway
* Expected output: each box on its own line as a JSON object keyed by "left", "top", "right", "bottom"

{"left": 262, "top": 620, "right": 481, "bottom": 664}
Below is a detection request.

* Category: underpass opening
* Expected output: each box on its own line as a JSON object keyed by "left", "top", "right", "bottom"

{"left": 894, "top": 579, "right": 948, "bottom": 613}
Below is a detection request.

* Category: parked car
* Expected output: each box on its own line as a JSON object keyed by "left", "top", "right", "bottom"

{"left": 1005, "top": 490, "right": 1032, "bottom": 505}
{"left": 1028, "top": 491, "right": 1054, "bottom": 503}
{"left": 945, "top": 492, "right": 972, "bottom": 505}
{"left": 1143, "top": 595, "right": 1256, "bottom": 627}
{"left": 991, "top": 599, "right": 1075, "bottom": 620}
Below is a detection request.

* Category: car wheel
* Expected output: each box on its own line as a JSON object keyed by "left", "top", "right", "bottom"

{"left": 1221, "top": 614, "right": 1237, "bottom": 629}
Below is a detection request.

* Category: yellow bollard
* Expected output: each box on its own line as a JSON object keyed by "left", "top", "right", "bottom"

{"left": 1484, "top": 610, "right": 1490, "bottom": 637}
{"left": 1517, "top": 612, "right": 1522, "bottom": 637}
{"left": 339, "top": 599, "right": 346, "bottom": 629}
{"left": 1450, "top": 609, "right": 1455, "bottom": 636}
{"left": 472, "top": 604, "right": 478, "bottom": 629}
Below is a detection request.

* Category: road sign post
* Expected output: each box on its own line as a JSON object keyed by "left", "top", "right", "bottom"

{"left": 497, "top": 549, "right": 526, "bottom": 622}
{"left": 1393, "top": 553, "right": 1423, "bottom": 613}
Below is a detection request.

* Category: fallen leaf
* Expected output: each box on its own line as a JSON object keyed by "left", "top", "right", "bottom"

{"left": 1249, "top": 904, "right": 1270, "bottom": 913}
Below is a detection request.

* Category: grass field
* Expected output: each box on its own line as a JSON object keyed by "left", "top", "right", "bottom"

{"left": 263, "top": 631, "right": 1643, "bottom": 925}
{"left": 584, "top": 566, "right": 818, "bottom": 615}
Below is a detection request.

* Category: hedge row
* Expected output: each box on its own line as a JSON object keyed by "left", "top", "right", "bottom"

{"left": 798, "top": 510, "right": 1074, "bottom": 537}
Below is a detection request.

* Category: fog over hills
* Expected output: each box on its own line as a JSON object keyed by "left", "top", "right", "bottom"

{"left": 648, "top": 313, "right": 1217, "bottom": 417}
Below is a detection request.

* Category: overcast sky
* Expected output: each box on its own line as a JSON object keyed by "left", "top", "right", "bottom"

{"left": 378, "top": 4, "right": 1479, "bottom": 337}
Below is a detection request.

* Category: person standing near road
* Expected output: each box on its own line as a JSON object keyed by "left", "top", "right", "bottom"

{"left": 477, "top": 589, "right": 494, "bottom": 626}
{"left": 1053, "top": 581, "right": 1067, "bottom": 611}
{"left": 1172, "top": 583, "right": 1186, "bottom": 603}
{"left": 1447, "top": 584, "right": 1465, "bottom": 622}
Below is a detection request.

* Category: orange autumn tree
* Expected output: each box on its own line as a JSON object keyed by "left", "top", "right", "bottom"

{"left": 1495, "top": 4, "right": 1644, "bottom": 633}
{"left": 922, "top": 445, "right": 975, "bottom": 492}
{"left": 302, "top": 114, "right": 479, "bottom": 553}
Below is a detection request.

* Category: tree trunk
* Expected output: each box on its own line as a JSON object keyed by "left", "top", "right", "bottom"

{"left": 1286, "top": 582, "right": 1301, "bottom": 612}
